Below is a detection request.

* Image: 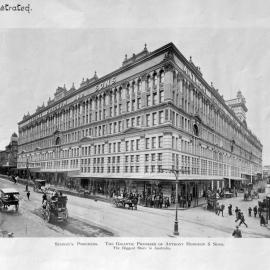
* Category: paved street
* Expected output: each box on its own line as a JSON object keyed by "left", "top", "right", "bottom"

{"left": 0, "top": 176, "right": 269, "bottom": 237}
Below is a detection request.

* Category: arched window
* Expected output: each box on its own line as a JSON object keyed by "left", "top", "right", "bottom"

{"left": 231, "top": 139, "right": 235, "bottom": 152}
{"left": 119, "top": 87, "right": 122, "bottom": 99}
{"left": 55, "top": 137, "right": 61, "bottom": 145}
{"left": 132, "top": 81, "right": 135, "bottom": 94}
{"left": 193, "top": 124, "right": 199, "bottom": 137}
{"left": 138, "top": 79, "right": 142, "bottom": 91}
{"left": 126, "top": 83, "right": 130, "bottom": 96}
{"left": 89, "top": 99, "right": 92, "bottom": 110}
{"left": 146, "top": 75, "right": 151, "bottom": 88}
{"left": 99, "top": 96, "right": 102, "bottom": 106}
{"left": 173, "top": 71, "right": 177, "bottom": 85}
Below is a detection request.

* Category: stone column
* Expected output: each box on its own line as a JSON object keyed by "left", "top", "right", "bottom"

{"left": 104, "top": 141, "right": 108, "bottom": 174}
{"left": 105, "top": 92, "right": 110, "bottom": 118}
{"left": 141, "top": 74, "right": 147, "bottom": 108}
{"left": 164, "top": 63, "right": 174, "bottom": 102}
{"left": 120, "top": 139, "right": 125, "bottom": 174}
{"left": 121, "top": 82, "right": 128, "bottom": 114}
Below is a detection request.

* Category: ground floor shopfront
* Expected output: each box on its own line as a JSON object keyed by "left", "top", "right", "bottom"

{"left": 23, "top": 169, "right": 231, "bottom": 207}
{"left": 18, "top": 168, "right": 252, "bottom": 207}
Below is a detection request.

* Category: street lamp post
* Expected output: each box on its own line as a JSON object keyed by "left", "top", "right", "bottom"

{"left": 162, "top": 167, "right": 180, "bottom": 236}
{"left": 173, "top": 170, "right": 179, "bottom": 236}
{"left": 26, "top": 158, "right": 29, "bottom": 191}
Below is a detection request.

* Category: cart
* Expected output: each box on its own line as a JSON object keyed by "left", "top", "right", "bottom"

{"left": 113, "top": 197, "right": 138, "bottom": 210}
{"left": 33, "top": 179, "right": 46, "bottom": 193}
{"left": 0, "top": 188, "right": 20, "bottom": 212}
{"left": 42, "top": 193, "right": 68, "bottom": 223}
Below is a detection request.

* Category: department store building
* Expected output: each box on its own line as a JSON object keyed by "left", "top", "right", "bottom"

{"left": 17, "top": 43, "right": 263, "bottom": 204}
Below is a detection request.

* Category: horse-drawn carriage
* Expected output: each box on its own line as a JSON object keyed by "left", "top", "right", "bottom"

{"left": 42, "top": 192, "right": 68, "bottom": 223}
{"left": 113, "top": 196, "right": 138, "bottom": 210}
{"left": 0, "top": 188, "right": 19, "bottom": 212}
{"left": 33, "top": 179, "right": 46, "bottom": 193}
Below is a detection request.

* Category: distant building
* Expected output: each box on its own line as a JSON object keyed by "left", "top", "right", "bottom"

{"left": 17, "top": 43, "right": 262, "bottom": 204}
{"left": 0, "top": 132, "right": 18, "bottom": 174}
{"left": 263, "top": 165, "right": 270, "bottom": 179}
{"left": 226, "top": 91, "right": 248, "bottom": 125}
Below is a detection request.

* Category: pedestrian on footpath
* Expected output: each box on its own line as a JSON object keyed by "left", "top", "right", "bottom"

{"left": 228, "top": 204, "right": 233, "bottom": 216}
{"left": 258, "top": 206, "right": 262, "bottom": 218}
{"left": 27, "top": 190, "right": 30, "bottom": 200}
{"left": 232, "top": 226, "right": 242, "bottom": 238}
{"left": 253, "top": 206, "right": 258, "bottom": 217}
{"left": 260, "top": 214, "right": 266, "bottom": 226}
{"left": 239, "top": 212, "right": 248, "bottom": 228}
{"left": 235, "top": 209, "right": 242, "bottom": 222}
{"left": 235, "top": 206, "right": 239, "bottom": 218}
{"left": 248, "top": 207, "right": 252, "bottom": 217}
{"left": 218, "top": 204, "right": 225, "bottom": 217}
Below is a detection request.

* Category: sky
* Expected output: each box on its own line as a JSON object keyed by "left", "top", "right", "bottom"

{"left": 0, "top": 0, "right": 270, "bottom": 164}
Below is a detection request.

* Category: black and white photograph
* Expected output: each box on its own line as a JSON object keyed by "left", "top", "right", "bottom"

{"left": 0, "top": 0, "right": 270, "bottom": 269}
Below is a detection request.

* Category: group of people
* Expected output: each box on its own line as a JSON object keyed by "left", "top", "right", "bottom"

{"left": 144, "top": 194, "right": 171, "bottom": 208}
{"left": 42, "top": 190, "right": 65, "bottom": 209}
{"left": 114, "top": 191, "right": 171, "bottom": 209}
{"left": 214, "top": 202, "right": 267, "bottom": 238}
{"left": 247, "top": 205, "right": 267, "bottom": 226}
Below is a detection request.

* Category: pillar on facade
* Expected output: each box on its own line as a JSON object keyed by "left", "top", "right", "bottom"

{"left": 164, "top": 63, "right": 174, "bottom": 102}
{"left": 141, "top": 74, "right": 147, "bottom": 108}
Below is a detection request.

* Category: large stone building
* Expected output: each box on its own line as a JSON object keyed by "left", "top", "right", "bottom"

{"left": 17, "top": 43, "right": 263, "bottom": 204}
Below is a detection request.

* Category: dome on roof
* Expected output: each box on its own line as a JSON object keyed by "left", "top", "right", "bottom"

{"left": 10, "top": 132, "right": 18, "bottom": 143}
{"left": 237, "top": 90, "right": 243, "bottom": 98}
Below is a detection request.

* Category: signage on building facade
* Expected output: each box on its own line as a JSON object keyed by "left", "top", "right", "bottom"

{"left": 95, "top": 77, "right": 116, "bottom": 91}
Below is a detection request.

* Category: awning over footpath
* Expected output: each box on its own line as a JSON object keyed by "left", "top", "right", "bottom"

{"left": 224, "top": 176, "right": 249, "bottom": 181}
{"left": 67, "top": 170, "right": 80, "bottom": 177}
{"left": 68, "top": 174, "right": 225, "bottom": 182}
{"left": 29, "top": 168, "right": 41, "bottom": 172}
